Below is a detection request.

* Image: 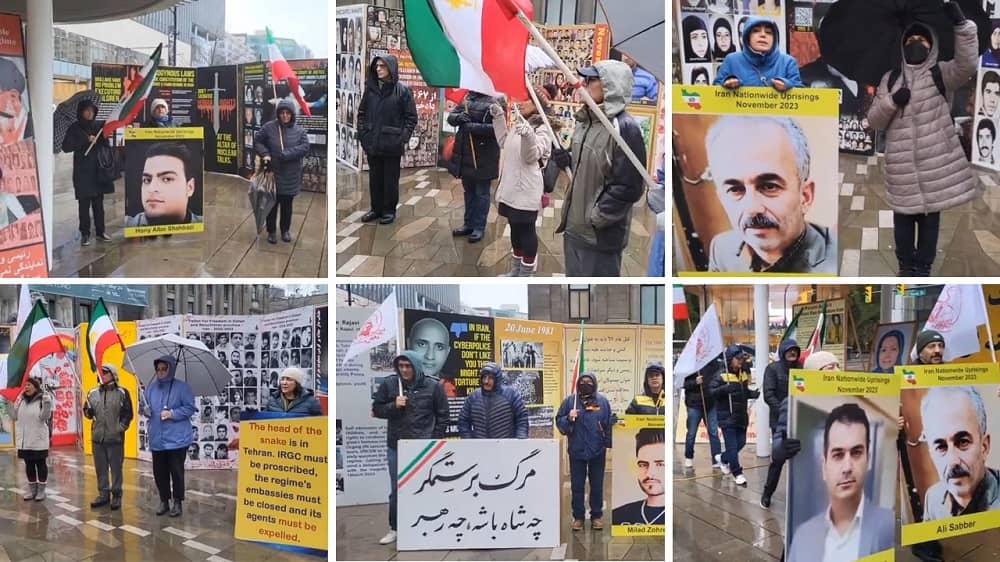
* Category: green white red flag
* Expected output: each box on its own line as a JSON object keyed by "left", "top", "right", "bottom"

{"left": 101, "top": 44, "right": 162, "bottom": 138}
{"left": 1, "top": 300, "right": 64, "bottom": 401}
{"left": 86, "top": 297, "right": 124, "bottom": 372}
{"left": 267, "top": 27, "right": 311, "bottom": 116}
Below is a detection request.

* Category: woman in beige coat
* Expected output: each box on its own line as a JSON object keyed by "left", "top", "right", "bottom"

{"left": 12, "top": 377, "right": 52, "bottom": 501}
{"left": 490, "top": 87, "right": 553, "bottom": 277}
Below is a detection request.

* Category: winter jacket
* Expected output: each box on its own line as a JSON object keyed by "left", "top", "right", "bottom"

{"left": 710, "top": 367, "right": 759, "bottom": 430}
{"left": 770, "top": 397, "right": 792, "bottom": 463}
{"left": 457, "top": 364, "right": 529, "bottom": 439}
{"left": 83, "top": 364, "right": 134, "bottom": 444}
{"left": 625, "top": 361, "right": 665, "bottom": 415}
{"left": 254, "top": 99, "right": 311, "bottom": 196}
{"left": 371, "top": 351, "right": 450, "bottom": 449}
{"left": 61, "top": 99, "right": 115, "bottom": 200}
{"left": 556, "top": 372, "right": 612, "bottom": 460}
{"left": 762, "top": 339, "right": 800, "bottom": 428}
{"left": 357, "top": 54, "right": 418, "bottom": 158}
{"left": 557, "top": 60, "right": 647, "bottom": 253}
{"left": 713, "top": 17, "right": 803, "bottom": 90}
{"left": 143, "top": 116, "right": 176, "bottom": 128}
{"left": 143, "top": 355, "right": 196, "bottom": 451}
{"left": 631, "top": 66, "right": 658, "bottom": 101}
{"left": 12, "top": 391, "right": 51, "bottom": 451}
{"left": 682, "top": 362, "right": 718, "bottom": 410}
{"left": 265, "top": 387, "right": 323, "bottom": 415}
{"left": 493, "top": 113, "right": 550, "bottom": 212}
{"left": 448, "top": 91, "right": 502, "bottom": 180}
{"left": 866, "top": 20, "right": 979, "bottom": 215}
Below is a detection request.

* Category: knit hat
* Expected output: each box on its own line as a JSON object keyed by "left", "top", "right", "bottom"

{"left": 151, "top": 98, "right": 168, "bottom": 111}
{"left": 915, "top": 330, "right": 945, "bottom": 355}
{"left": 803, "top": 351, "right": 838, "bottom": 371}
{"left": 100, "top": 363, "right": 119, "bottom": 381}
{"left": 280, "top": 367, "right": 306, "bottom": 388}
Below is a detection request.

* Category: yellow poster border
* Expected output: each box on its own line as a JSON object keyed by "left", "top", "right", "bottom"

{"left": 672, "top": 85, "right": 840, "bottom": 117}
{"left": 858, "top": 548, "right": 894, "bottom": 562}
{"left": 125, "top": 222, "right": 205, "bottom": 237}
{"left": 125, "top": 126, "right": 205, "bottom": 140}
{"left": 901, "top": 509, "right": 1000, "bottom": 545}
{"left": 788, "top": 369, "right": 900, "bottom": 397}
{"left": 893, "top": 362, "right": 1000, "bottom": 388}
{"left": 610, "top": 524, "right": 665, "bottom": 537}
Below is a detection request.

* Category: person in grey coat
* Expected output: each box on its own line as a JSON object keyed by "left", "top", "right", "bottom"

{"left": 83, "top": 364, "right": 133, "bottom": 510}
{"left": 12, "top": 377, "right": 52, "bottom": 501}
{"left": 867, "top": 4, "right": 979, "bottom": 276}
{"left": 254, "top": 98, "right": 311, "bottom": 244}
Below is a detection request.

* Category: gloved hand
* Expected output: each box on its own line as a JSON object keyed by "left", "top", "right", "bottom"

{"left": 514, "top": 122, "right": 531, "bottom": 136}
{"left": 771, "top": 78, "right": 787, "bottom": 92}
{"left": 552, "top": 146, "right": 571, "bottom": 169}
{"left": 944, "top": 1, "right": 965, "bottom": 24}
{"left": 784, "top": 437, "right": 802, "bottom": 459}
{"left": 892, "top": 87, "right": 911, "bottom": 107}
{"left": 488, "top": 104, "right": 504, "bottom": 119}
{"left": 452, "top": 112, "right": 472, "bottom": 126}
{"left": 262, "top": 156, "right": 272, "bottom": 171}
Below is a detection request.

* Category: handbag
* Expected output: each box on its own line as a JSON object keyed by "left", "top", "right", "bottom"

{"left": 95, "top": 142, "right": 120, "bottom": 184}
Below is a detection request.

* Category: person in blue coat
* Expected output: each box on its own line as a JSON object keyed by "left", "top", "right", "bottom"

{"left": 622, "top": 54, "right": 658, "bottom": 101}
{"left": 457, "top": 363, "right": 528, "bottom": 439}
{"left": 142, "top": 354, "right": 195, "bottom": 518}
{"left": 556, "top": 372, "right": 612, "bottom": 531}
{"left": 254, "top": 99, "right": 311, "bottom": 244}
{"left": 713, "top": 16, "right": 802, "bottom": 92}
{"left": 264, "top": 367, "right": 322, "bottom": 415}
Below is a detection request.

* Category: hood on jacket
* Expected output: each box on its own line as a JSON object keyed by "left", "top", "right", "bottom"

{"left": 77, "top": 98, "right": 98, "bottom": 121}
{"left": 643, "top": 361, "right": 664, "bottom": 396}
{"left": 276, "top": 99, "right": 298, "bottom": 126}
{"left": 393, "top": 350, "right": 425, "bottom": 389}
{"left": 479, "top": 362, "right": 504, "bottom": 392}
{"left": 152, "top": 354, "right": 178, "bottom": 383}
{"left": 100, "top": 363, "right": 120, "bottom": 385}
{"left": 739, "top": 16, "right": 782, "bottom": 69}
{"left": 589, "top": 60, "right": 632, "bottom": 118}
{"left": 369, "top": 54, "right": 399, "bottom": 87}
{"left": 724, "top": 344, "right": 744, "bottom": 367}
{"left": 900, "top": 21, "right": 940, "bottom": 72}
{"left": 778, "top": 339, "right": 801, "bottom": 361}
{"left": 577, "top": 371, "right": 598, "bottom": 394}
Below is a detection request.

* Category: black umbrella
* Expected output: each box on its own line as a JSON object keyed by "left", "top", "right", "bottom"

{"left": 53, "top": 90, "right": 100, "bottom": 154}
{"left": 819, "top": 0, "right": 989, "bottom": 87}
{"left": 248, "top": 169, "right": 276, "bottom": 236}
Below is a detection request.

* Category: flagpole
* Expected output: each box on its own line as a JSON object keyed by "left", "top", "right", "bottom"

{"left": 501, "top": 0, "right": 654, "bottom": 189}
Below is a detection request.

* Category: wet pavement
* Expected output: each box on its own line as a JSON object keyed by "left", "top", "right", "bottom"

{"left": 50, "top": 153, "right": 328, "bottom": 278}
{"left": 334, "top": 164, "right": 656, "bottom": 277}
{"left": 0, "top": 447, "right": 315, "bottom": 561}
{"left": 673, "top": 441, "right": 1000, "bottom": 561}
{"left": 839, "top": 153, "right": 1000, "bottom": 276}
{"left": 336, "top": 477, "right": 663, "bottom": 561}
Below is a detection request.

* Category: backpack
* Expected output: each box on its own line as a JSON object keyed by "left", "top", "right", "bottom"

{"left": 887, "top": 64, "right": 946, "bottom": 100}
{"left": 540, "top": 145, "right": 562, "bottom": 194}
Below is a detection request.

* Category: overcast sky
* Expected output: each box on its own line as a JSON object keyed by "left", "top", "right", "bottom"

{"left": 461, "top": 285, "right": 528, "bottom": 313}
{"left": 225, "top": 0, "right": 328, "bottom": 57}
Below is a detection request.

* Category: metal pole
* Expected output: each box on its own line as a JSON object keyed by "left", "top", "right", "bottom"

{"left": 169, "top": 6, "right": 177, "bottom": 66}
{"left": 754, "top": 284, "right": 772, "bottom": 457}
{"left": 26, "top": 0, "right": 54, "bottom": 268}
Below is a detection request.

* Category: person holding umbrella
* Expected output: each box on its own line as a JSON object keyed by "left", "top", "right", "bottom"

{"left": 866, "top": 3, "right": 979, "bottom": 276}
{"left": 143, "top": 355, "right": 195, "bottom": 518}
{"left": 61, "top": 98, "right": 113, "bottom": 246}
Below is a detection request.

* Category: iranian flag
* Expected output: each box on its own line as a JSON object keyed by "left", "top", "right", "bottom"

{"left": 1, "top": 301, "right": 64, "bottom": 401}
{"left": 86, "top": 298, "right": 124, "bottom": 372}
{"left": 267, "top": 27, "right": 311, "bottom": 116}
{"left": 404, "top": 0, "right": 533, "bottom": 101}
{"left": 798, "top": 304, "right": 826, "bottom": 365}
{"left": 673, "top": 286, "right": 688, "bottom": 320}
{"left": 101, "top": 43, "right": 162, "bottom": 138}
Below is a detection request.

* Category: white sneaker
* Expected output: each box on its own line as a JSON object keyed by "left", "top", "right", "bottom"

{"left": 684, "top": 458, "right": 694, "bottom": 468}
{"left": 734, "top": 474, "right": 747, "bottom": 486}
{"left": 378, "top": 530, "right": 397, "bottom": 545}
{"left": 712, "top": 453, "right": 722, "bottom": 468}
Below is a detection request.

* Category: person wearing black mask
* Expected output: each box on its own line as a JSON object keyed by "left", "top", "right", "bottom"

{"left": 62, "top": 98, "right": 114, "bottom": 246}
{"left": 710, "top": 345, "right": 758, "bottom": 486}
{"left": 867, "top": 4, "right": 978, "bottom": 277}
{"left": 760, "top": 339, "right": 799, "bottom": 507}
{"left": 556, "top": 372, "right": 612, "bottom": 531}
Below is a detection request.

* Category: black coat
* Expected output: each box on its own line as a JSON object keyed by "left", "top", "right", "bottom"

{"left": 254, "top": 99, "right": 311, "bottom": 196}
{"left": 447, "top": 92, "right": 501, "bottom": 181}
{"left": 682, "top": 363, "right": 717, "bottom": 410}
{"left": 709, "top": 368, "right": 759, "bottom": 430}
{"left": 61, "top": 99, "right": 114, "bottom": 200}
{"left": 356, "top": 54, "right": 418, "bottom": 158}
{"left": 762, "top": 340, "right": 800, "bottom": 428}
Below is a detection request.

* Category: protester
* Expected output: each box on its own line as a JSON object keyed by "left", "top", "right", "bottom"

{"left": 714, "top": 17, "right": 802, "bottom": 91}
{"left": 489, "top": 89, "right": 551, "bottom": 276}
{"left": 556, "top": 60, "right": 646, "bottom": 276}
{"left": 83, "top": 364, "right": 133, "bottom": 510}
{"left": 143, "top": 98, "right": 176, "bottom": 128}
{"left": 371, "top": 351, "right": 449, "bottom": 545}
{"left": 625, "top": 361, "right": 665, "bottom": 415}
{"left": 12, "top": 377, "right": 51, "bottom": 501}
{"left": 866, "top": 5, "right": 978, "bottom": 276}
{"left": 448, "top": 90, "right": 501, "bottom": 244}
{"left": 357, "top": 54, "right": 417, "bottom": 226}
{"left": 143, "top": 355, "right": 195, "bottom": 517}
{"left": 556, "top": 372, "right": 612, "bottom": 530}
{"left": 681, "top": 363, "right": 723, "bottom": 469}
{"left": 760, "top": 339, "right": 800, "bottom": 507}
{"left": 254, "top": 99, "right": 311, "bottom": 244}
{"left": 264, "top": 367, "right": 322, "bottom": 415}
{"left": 710, "top": 345, "right": 759, "bottom": 486}
{"left": 62, "top": 98, "right": 113, "bottom": 246}
{"left": 622, "top": 54, "right": 658, "bottom": 101}
{"left": 457, "top": 363, "right": 528, "bottom": 438}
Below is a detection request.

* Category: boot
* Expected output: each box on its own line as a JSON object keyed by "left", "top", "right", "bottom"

{"left": 499, "top": 255, "right": 520, "bottom": 277}
{"left": 34, "top": 482, "right": 46, "bottom": 501}
{"left": 518, "top": 258, "right": 538, "bottom": 277}
{"left": 156, "top": 500, "right": 170, "bottom": 516}
{"left": 90, "top": 495, "right": 110, "bottom": 508}
{"left": 22, "top": 482, "right": 37, "bottom": 501}
{"left": 110, "top": 495, "right": 121, "bottom": 511}
{"left": 169, "top": 499, "right": 182, "bottom": 517}
{"left": 914, "top": 262, "right": 933, "bottom": 277}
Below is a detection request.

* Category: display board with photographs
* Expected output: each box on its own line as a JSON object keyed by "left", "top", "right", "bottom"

{"left": 868, "top": 321, "right": 917, "bottom": 373}
{"left": 240, "top": 61, "right": 267, "bottom": 175}
{"left": 258, "top": 306, "right": 317, "bottom": 392}
{"left": 123, "top": 127, "right": 205, "bottom": 237}
{"left": 974, "top": 67, "right": 1000, "bottom": 169}
{"left": 494, "top": 318, "right": 565, "bottom": 439}
{"left": 148, "top": 66, "right": 196, "bottom": 126}
{"left": 336, "top": 3, "right": 366, "bottom": 171}
{"left": 195, "top": 65, "right": 240, "bottom": 175}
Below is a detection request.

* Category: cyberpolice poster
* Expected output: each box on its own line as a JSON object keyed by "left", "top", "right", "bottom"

{"left": 123, "top": 127, "right": 205, "bottom": 237}
{"left": 672, "top": 85, "right": 839, "bottom": 275}
{"left": 785, "top": 369, "right": 899, "bottom": 562}
{"left": 896, "top": 362, "right": 1000, "bottom": 545}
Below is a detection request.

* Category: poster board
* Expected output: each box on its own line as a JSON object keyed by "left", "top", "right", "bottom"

{"left": 135, "top": 315, "right": 184, "bottom": 463}
{"left": 611, "top": 415, "right": 665, "bottom": 536}
{"left": 148, "top": 66, "right": 196, "bottom": 125}
{"left": 785, "top": 369, "right": 899, "bottom": 562}
{"left": 493, "top": 318, "right": 564, "bottom": 438}
{"left": 869, "top": 321, "right": 918, "bottom": 373}
{"left": 335, "top": 3, "right": 367, "bottom": 170}
{"left": 563, "top": 325, "right": 648, "bottom": 416}
{"left": 240, "top": 61, "right": 267, "bottom": 175}
{"left": 123, "top": 126, "right": 205, "bottom": 237}
{"left": 789, "top": 298, "right": 848, "bottom": 366}
{"left": 672, "top": 85, "right": 840, "bottom": 275}
{"left": 314, "top": 305, "right": 328, "bottom": 404}
{"left": 78, "top": 321, "right": 139, "bottom": 458}
{"left": 396, "top": 438, "right": 559, "bottom": 550}
{"left": 897, "top": 362, "right": 1000, "bottom": 545}
{"left": 974, "top": 67, "right": 1000, "bottom": 169}
{"left": 195, "top": 65, "right": 240, "bottom": 175}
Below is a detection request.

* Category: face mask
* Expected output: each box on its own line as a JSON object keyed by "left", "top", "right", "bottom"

{"left": 577, "top": 381, "right": 595, "bottom": 395}
{"left": 783, "top": 356, "right": 798, "bottom": 367}
{"left": 904, "top": 41, "right": 929, "bottom": 64}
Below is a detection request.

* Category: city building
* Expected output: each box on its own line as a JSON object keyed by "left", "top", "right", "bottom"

{"left": 269, "top": 286, "right": 330, "bottom": 312}
{"left": 336, "top": 285, "right": 461, "bottom": 313}
{"left": 146, "top": 284, "right": 271, "bottom": 318}
{"left": 241, "top": 30, "right": 314, "bottom": 61}
{"left": 529, "top": 284, "right": 665, "bottom": 325}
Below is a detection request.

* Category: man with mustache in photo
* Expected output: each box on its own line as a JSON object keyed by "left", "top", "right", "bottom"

{"left": 705, "top": 115, "right": 835, "bottom": 273}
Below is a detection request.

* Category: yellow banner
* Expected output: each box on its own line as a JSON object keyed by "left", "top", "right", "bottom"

{"left": 124, "top": 222, "right": 205, "bottom": 237}
{"left": 673, "top": 85, "right": 840, "bottom": 117}
{"left": 894, "top": 362, "right": 1000, "bottom": 387}
{"left": 858, "top": 548, "right": 895, "bottom": 562}
{"left": 235, "top": 415, "right": 328, "bottom": 551}
{"left": 125, "top": 126, "right": 204, "bottom": 140}
{"left": 493, "top": 318, "right": 563, "bottom": 439}
{"left": 901, "top": 510, "right": 1000, "bottom": 546}
{"left": 78, "top": 321, "right": 139, "bottom": 458}
{"left": 611, "top": 415, "right": 664, "bottom": 537}
{"left": 789, "top": 369, "right": 900, "bottom": 397}
{"left": 624, "top": 414, "right": 665, "bottom": 429}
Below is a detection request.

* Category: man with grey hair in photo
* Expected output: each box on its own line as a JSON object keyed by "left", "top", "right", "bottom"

{"left": 919, "top": 385, "right": 1000, "bottom": 520}
{"left": 704, "top": 115, "right": 835, "bottom": 273}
